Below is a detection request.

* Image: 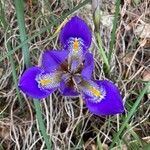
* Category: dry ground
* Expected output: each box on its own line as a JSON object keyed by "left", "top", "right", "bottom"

{"left": 0, "top": 0, "right": 150, "bottom": 149}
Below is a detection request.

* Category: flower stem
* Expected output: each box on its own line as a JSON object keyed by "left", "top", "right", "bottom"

{"left": 92, "top": 0, "right": 110, "bottom": 73}
{"left": 95, "top": 32, "right": 110, "bottom": 73}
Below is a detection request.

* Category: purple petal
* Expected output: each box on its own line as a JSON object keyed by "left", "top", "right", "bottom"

{"left": 60, "top": 16, "right": 92, "bottom": 48}
{"left": 18, "top": 67, "right": 60, "bottom": 99}
{"left": 18, "top": 67, "right": 57, "bottom": 99}
{"left": 67, "top": 38, "right": 87, "bottom": 59}
{"left": 70, "top": 59, "right": 79, "bottom": 72}
{"left": 42, "top": 50, "right": 69, "bottom": 72}
{"left": 60, "top": 80, "right": 79, "bottom": 97}
{"left": 82, "top": 80, "right": 124, "bottom": 115}
{"left": 81, "top": 53, "right": 94, "bottom": 80}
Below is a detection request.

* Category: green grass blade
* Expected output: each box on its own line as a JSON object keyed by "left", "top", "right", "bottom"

{"left": 0, "top": 144, "right": 4, "bottom": 150}
{"left": 0, "top": 0, "right": 6, "bottom": 27}
{"left": 14, "top": 0, "right": 30, "bottom": 68}
{"left": 0, "top": 0, "right": 23, "bottom": 108}
{"left": 108, "top": 0, "right": 121, "bottom": 64}
{"left": 0, "top": 0, "right": 90, "bottom": 63}
{"left": 110, "top": 81, "right": 150, "bottom": 148}
{"left": 7, "top": 44, "right": 23, "bottom": 108}
{"left": 143, "top": 144, "right": 150, "bottom": 150}
{"left": 33, "top": 100, "right": 52, "bottom": 149}
{"left": 14, "top": 0, "right": 51, "bottom": 149}
{"left": 97, "top": 133, "right": 103, "bottom": 150}
{"left": 95, "top": 32, "right": 110, "bottom": 72}
{"left": 13, "top": 1, "right": 91, "bottom": 149}
{"left": 92, "top": 0, "right": 110, "bottom": 73}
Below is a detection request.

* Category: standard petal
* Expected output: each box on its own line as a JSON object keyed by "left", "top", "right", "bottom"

{"left": 81, "top": 80, "right": 124, "bottom": 115}
{"left": 60, "top": 80, "right": 79, "bottom": 97}
{"left": 81, "top": 53, "right": 94, "bottom": 80}
{"left": 18, "top": 67, "right": 53, "bottom": 99}
{"left": 60, "top": 16, "right": 92, "bottom": 48}
{"left": 42, "top": 50, "right": 69, "bottom": 72}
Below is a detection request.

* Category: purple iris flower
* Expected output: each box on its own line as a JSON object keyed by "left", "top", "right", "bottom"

{"left": 19, "top": 16, "right": 124, "bottom": 115}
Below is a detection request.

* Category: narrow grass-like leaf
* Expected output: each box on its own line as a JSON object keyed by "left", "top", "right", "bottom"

{"left": 108, "top": 0, "right": 120, "bottom": 64}
{"left": 0, "top": 0, "right": 23, "bottom": 108}
{"left": 33, "top": 100, "right": 52, "bottom": 149}
{"left": 95, "top": 32, "right": 110, "bottom": 72}
{"left": 0, "top": 0, "right": 6, "bottom": 27}
{"left": 14, "top": 0, "right": 91, "bottom": 149}
{"left": 7, "top": 44, "right": 23, "bottom": 108}
{"left": 92, "top": 0, "right": 110, "bottom": 73}
{"left": 97, "top": 133, "right": 103, "bottom": 150}
{"left": 110, "top": 81, "right": 150, "bottom": 148}
{"left": 121, "top": 124, "right": 144, "bottom": 149}
{"left": 143, "top": 144, "right": 150, "bottom": 150}
{"left": 0, "top": 0, "right": 91, "bottom": 63}
{"left": 0, "top": 144, "right": 4, "bottom": 150}
{"left": 14, "top": 0, "right": 51, "bottom": 149}
{"left": 14, "top": 0, "right": 30, "bottom": 68}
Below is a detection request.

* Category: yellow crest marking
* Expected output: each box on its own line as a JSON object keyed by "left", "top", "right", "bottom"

{"left": 89, "top": 86, "right": 101, "bottom": 97}
{"left": 73, "top": 39, "right": 79, "bottom": 51}
{"left": 39, "top": 79, "right": 52, "bottom": 86}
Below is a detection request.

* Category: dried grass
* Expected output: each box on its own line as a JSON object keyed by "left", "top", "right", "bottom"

{"left": 0, "top": 0, "right": 150, "bottom": 149}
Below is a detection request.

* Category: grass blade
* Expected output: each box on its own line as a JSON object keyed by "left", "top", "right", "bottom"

{"left": 14, "top": 0, "right": 91, "bottom": 149}
{"left": 33, "top": 100, "right": 52, "bottom": 149}
{"left": 110, "top": 81, "right": 150, "bottom": 148}
{"left": 0, "top": 0, "right": 91, "bottom": 63}
{"left": 14, "top": 0, "right": 30, "bottom": 68}
{"left": 95, "top": 32, "right": 110, "bottom": 72}
{"left": 0, "top": 0, "right": 23, "bottom": 108}
{"left": 108, "top": 0, "right": 121, "bottom": 64}
{"left": 14, "top": 0, "right": 51, "bottom": 149}
{"left": 92, "top": 0, "right": 110, "bottom": 73}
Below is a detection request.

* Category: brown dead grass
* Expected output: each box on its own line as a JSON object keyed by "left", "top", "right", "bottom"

{"left": 0, "top": 0, "right": 150, "bottom": 149}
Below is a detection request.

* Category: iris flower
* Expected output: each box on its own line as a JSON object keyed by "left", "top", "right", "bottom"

{"left": 19, "top": 16, "right": 124, "bottom": 115}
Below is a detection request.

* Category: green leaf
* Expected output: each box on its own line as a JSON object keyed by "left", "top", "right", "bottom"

{"left": 110, "top": 81, "right": 150, "bottom": 148}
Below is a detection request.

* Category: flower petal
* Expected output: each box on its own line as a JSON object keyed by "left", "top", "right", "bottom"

{"left": 60, "top": 16, "right": 92, "bottom": 48}
{"left": 67, "top": 38, "right": 87, "bottom": 59}
{"left": 81, "top": 53, "right": 94, "bottom": 80}
{"left": 60, "top": 80, "right": 79, "bottom": 97}
{"left": 18, "top": 67, "right": 59, "bottom": 99}
{"left": 80, "top": 80, "right": 124, "bottom": 115}
{"left": 70, "top": 59, "right": 79, "bottom": 72}
{"left": 42, "top": 50, "right": 69, "bottom": 72}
